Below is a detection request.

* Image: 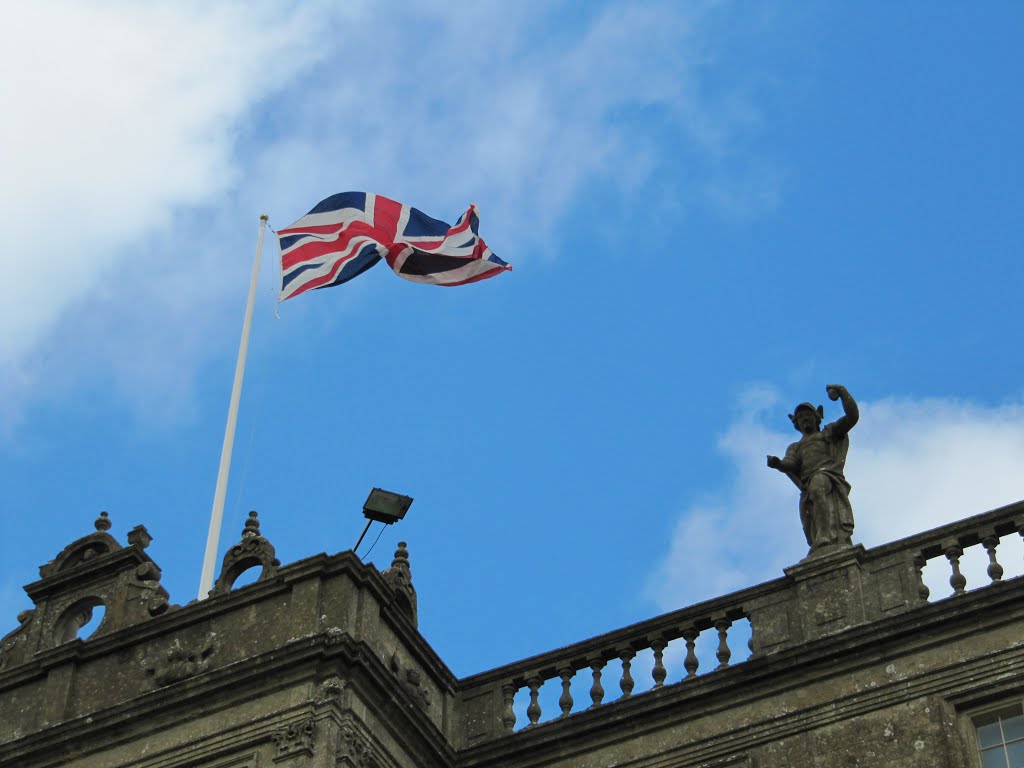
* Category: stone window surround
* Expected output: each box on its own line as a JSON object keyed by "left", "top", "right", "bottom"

{"left": 961, "top": 697, "right": 1024, "bottom": 768}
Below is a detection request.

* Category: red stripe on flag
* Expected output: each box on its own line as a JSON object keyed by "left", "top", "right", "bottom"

{"left": 280, "top": 221, "right": 387, "bottom": 270}
{"left": 373, "top": 195, "right": 403, "bottom": 243}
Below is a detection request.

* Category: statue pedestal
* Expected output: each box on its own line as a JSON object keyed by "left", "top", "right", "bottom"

{"left": 784, "top": 545, "right": 867, "bottom": 643}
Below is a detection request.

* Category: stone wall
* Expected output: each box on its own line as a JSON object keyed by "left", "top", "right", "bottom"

{"left": 2, "top": 501, "right": 1023, "bottom": 767}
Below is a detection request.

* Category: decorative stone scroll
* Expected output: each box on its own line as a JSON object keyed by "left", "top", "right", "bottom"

{"left": 210, "top": 511, "right": 281, "bottom": 597}
{"left": 0, "top": 610, "right": 35, "bottom": 671}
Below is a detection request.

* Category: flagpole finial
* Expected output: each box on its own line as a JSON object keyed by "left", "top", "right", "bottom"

{"left": 259, "top": 213, "right": 269, "bottom": 223}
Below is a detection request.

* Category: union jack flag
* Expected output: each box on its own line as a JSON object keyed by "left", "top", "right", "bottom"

{"left": 277, "top": 192, "right": 511, "bottom": 301}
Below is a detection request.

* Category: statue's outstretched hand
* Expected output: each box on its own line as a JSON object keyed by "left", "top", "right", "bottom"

{"left": 767, "top": 455, "right": 782, "bottom": 469}
{"left": 826, "top": 384, "right": 844, "bottom": 401}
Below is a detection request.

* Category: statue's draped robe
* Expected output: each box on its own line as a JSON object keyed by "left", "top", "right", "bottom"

{"left": 782, "top": 422, "right": 853, "bottom": 547}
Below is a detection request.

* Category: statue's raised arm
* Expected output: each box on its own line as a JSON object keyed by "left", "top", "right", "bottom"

{"left": 766, "top": 384, "right": 859, "bottom": 557}
{"left": 825, "top": 384, "right": 858, "bottom": 439}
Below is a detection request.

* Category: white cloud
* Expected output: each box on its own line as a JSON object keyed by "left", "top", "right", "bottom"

{"left": 0, "top": 1, "right": 778, "bottom": 428}
{"left": 255, "top": 1, "right": 776, "bottom": 248}
{"left": 0, "top": 1, "right": 340, "bottom": 412}
{"left": 648, "top": 389, "right": 1024, "bottom": 612}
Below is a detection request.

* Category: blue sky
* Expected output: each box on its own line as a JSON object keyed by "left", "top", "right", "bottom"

{"left": 2, "top": 1, "right": 1024, "bottom": 686}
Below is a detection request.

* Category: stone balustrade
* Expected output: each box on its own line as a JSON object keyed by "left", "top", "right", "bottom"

{"left": 457, "top": 578, "right": 787, "bottom": 745}
{"left": 456, "top": 500, "right": 1024, "bottom": 747}
{"left": 877, "top": 499, "right": 1024, "bottom": 601}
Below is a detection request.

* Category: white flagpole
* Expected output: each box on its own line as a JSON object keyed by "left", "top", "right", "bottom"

{"left": 198, "top": 213, "right": 269, "bottom": 599}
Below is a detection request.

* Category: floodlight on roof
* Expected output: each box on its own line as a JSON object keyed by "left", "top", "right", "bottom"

{"left": 353, "top": 487, "right": 413, "bottom": 556}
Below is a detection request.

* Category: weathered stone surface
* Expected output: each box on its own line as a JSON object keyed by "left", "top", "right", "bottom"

{"left": 1, "top": 502, "right": 1022, "bottom": 768}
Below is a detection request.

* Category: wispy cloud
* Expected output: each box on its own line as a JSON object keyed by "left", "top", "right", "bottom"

{"left": 0, "top": 1, "right": 335, "bottom": 360}
{"left": 0, "top": 1, "right": 779, "bottom": 429}
{"left": 647, "top": 388, "right": 1024, "bottom": 612}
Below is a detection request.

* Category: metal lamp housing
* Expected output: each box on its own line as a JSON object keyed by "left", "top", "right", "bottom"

{"left": 362, "top": 488, "right": 413, "bottom": 525}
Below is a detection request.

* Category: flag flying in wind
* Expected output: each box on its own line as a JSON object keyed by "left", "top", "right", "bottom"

{"left": 277, "top": 192, "right": 511, "bottom": 301}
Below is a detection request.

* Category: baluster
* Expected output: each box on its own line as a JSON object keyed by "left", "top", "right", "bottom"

{"left": 913, "top": 554, "right": 930, "bottom": 601}
{"left": 714, "top": 618, "right": 732, "bottom": 670}
{"left": 748, "top": 618, "right": 755, "bottom": 658}
{"left": 946, "top": 545, "right": 967, "bottom": 595}
{"left": 982, "top": 536, "right": 1004, "bottom": 582}
{"left": 525, "top": 676, "right": 542, "bottom": 727}
{"left": 651, "top": 639, "right": 667, "bottom": 689}
{"left": 682, "top": 628, "right": 699, "bottom": 678}
{"left": 500, "top": 684, "right": 516, "bottom": 731}
{"left": 558, "top": 667, "right": 573, "bottom": 718}
{"left": 588, "top": 658, "right": 605, "bottom": 708}
{"left": 618, "top": 649, "right": 635, "bottom": 699}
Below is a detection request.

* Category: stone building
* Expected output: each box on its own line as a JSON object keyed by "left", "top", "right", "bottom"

{"left": 1, "top": 500, "right": 1023, "bottom": 768}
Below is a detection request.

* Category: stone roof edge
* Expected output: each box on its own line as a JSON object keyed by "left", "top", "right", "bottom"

{"left": 0, "top": 548, "right": 457, "bottom": 693}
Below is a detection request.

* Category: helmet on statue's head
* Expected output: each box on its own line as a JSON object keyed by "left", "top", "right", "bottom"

{"left": 789, "top": 402, "right": 824, "bottom": 430}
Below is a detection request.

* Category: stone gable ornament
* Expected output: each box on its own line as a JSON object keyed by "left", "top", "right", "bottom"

{"left": 210, "top": 511, "right": 280, "bottom": 596}
{"left": 767, "top": 384, "right": 859, "bottom": 556}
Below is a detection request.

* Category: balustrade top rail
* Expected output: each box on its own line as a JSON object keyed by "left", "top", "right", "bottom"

{"left": 459, "top": 576, "right": 788, "bottom": 689}
{"left": 866, "top": 499, "right": 1024, "bottom": 560}
{"left": 460, "top": 499, "right": 1024, "bottom": 689}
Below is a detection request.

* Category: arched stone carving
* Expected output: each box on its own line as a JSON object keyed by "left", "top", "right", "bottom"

{"left": 210, "top": 512, "right": 280, "bottom": 597}
{"left": 2, "top": 512, "right": 171, "bottom": 668}
{"left": 40, "top": 513, "right": 120, "bottom": 578}
{"left": 52, "top": 596, "right": 106, "bottom": 644}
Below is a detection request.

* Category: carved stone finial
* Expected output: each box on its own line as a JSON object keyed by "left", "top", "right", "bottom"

{"left": 392, "top": 541, "right": 410, "bottom": 570}
{"left": 767, "top": 384, "right": 860, "bottom": 556}
{"left": 382, "top": 541, "right": 418, "bottom": 626}
{"left": 243, "top": 510, "right": 261, "bottom": 538}
{"left": 94, "top": 511, "right": 112, "bottom": 532}
{"left": 127, "top": 525, "right": 152, "bottom": 550}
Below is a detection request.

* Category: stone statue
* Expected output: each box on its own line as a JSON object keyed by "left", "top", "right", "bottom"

{"left": 767, "top": 384, "right": 859, "bottom": 554}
